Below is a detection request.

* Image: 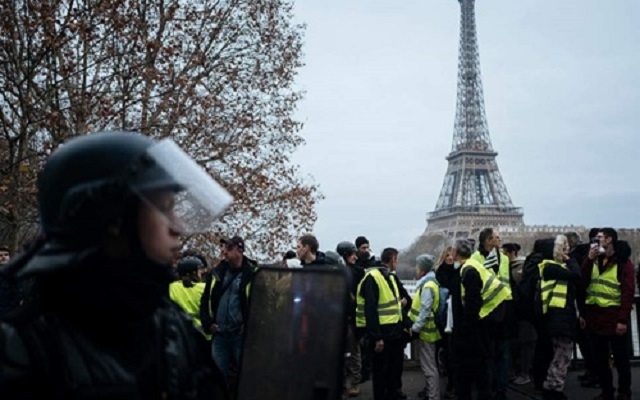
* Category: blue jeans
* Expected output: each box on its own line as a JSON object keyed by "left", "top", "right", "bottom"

{"left": 212, "top": 331, "right": 243, "bottom": 381}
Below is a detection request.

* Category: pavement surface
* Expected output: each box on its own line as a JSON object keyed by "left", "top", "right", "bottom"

{"left": 357, "top": 366, "right": 640, "bottom": 400}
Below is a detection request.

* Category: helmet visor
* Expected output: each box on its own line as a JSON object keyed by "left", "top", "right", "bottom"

{"left": 132, "top": 138, "right": 233, "bottom": 234}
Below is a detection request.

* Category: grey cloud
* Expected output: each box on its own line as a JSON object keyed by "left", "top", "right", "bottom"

{"left": 291, "top": 0, "right": 640, "bottom": 252}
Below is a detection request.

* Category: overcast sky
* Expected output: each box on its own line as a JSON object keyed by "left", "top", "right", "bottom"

{"left": 290, "top": 0, "right": 640, "bottom": 254}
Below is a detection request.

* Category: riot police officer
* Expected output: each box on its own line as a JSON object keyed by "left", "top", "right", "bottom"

{"left": 0, "top": 131, "right": 233, "bottom": 399}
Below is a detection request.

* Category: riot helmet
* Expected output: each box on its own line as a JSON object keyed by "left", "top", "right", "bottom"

{"left": 20, "top": 131, "right": 233, "bottom": 276}
{"left": 336, "top": 241, "right": 357, "bottom": 257}
{"left": 324, "top": 250, "right": 344, "bottom": 266}
{"left": 176, "top": 256, "right": 206, "bottom": 277}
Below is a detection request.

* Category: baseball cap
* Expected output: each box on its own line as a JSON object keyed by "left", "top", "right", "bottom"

{"left": 220, "top": 236, "right": 245, "bottom": 252}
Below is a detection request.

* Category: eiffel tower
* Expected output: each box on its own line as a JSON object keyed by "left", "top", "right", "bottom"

{"left": 426, "top": 0, "right": 524, "bottom": 238}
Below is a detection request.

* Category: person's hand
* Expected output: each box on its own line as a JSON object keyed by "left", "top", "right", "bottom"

{"left": 588, "top": 247, "right": 599, "bottom": 260}
{"left": 616, "top": 323, "right": 628, "bottom": 336}
{"left": 209, "top": 324, "right": 219, "bottom": 334}
{"left": 375, "top": 339, "right": 384, "bottom": 353}
{"left": 579, "top": 317, "right": 586, "bottom": 329}
{"left": 401, "top": 298, "right": 408, "bottom": 307}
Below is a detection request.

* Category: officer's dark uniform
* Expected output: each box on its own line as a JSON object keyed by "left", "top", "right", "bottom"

{"left": 0, "top": 131, "right": 229, "bottom": 399}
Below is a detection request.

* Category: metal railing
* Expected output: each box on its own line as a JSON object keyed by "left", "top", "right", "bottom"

{"left": 401, "top": 280, "right": 640, "bottom": 361}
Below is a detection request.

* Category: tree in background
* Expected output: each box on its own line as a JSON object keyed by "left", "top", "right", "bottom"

{"left": 0, "top": 0, "right": 321, "bottom": 259}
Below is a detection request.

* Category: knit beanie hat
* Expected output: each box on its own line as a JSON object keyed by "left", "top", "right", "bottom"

{"left": 415, "top": 254, "right": 435, "bottom": 273}
{"left": 355, "top": 236, "right": 369, "bottom": 248}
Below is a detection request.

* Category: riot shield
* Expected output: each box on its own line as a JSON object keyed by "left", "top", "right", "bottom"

{"left": 237, "top": 266, "right": 349, "bottom": 400}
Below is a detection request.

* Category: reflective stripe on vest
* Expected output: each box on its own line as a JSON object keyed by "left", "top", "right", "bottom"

{"left": 460, "top": 258, "right": 510, "bottom": 319}
{"left": 585, "top": 262, "right": 621, "bottom": 307}
{"left": 537, "top": 260, "right": 568, "bottom": 314}
{"left": 409, "top": 279, "right": 441, "bottom": 343}
{"left": 470, "top": 250, "right": 513, "bottom": 300}
{"left": 355, "top": 268, "right": 402, "bottom": 328}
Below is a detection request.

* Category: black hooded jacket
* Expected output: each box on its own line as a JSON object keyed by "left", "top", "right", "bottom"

{"left": 301, "top": 251, "right": 330, "bottom": 268}
{"left": 518, "top": 238, "right": 555, "bottom": 324}
{"left": 0, "top": 273, "right": 23, "bottom": 318}
{"left": 0, "top": 253, "right": 225, "bottom": 399}
{"left": 451, "top": 262, "right": 491, "bottom": 363}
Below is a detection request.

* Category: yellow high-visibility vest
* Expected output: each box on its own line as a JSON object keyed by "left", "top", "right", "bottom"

{"left": 355, "top": 268, "right": 402, "bottom": 328}
{"left": 471, "top": 250, "right": 513, "bottom": 300}
{"left": 169, "top": 281, "right": 210, "bottom": 339}
{"left": 461, "top": 258, "right": 510, "bottom": 319}
{"left": 537, "top": 260, "right": 568, "bottom": 314}
{"left": 586, "top": 262, "right": 621, "bottom": 307}
{"left": 409, "top": 279, "right": 441, "bottom": 343}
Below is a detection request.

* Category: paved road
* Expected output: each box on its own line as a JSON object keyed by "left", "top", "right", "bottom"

{"left": 357, "top": 366, "right": 640, "bottom": 399}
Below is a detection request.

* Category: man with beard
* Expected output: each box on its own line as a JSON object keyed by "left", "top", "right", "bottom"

{"left": 355, "top": 236, "right": 376, "bottom": 268}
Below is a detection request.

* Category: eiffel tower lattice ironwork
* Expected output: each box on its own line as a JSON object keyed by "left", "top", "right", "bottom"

{"left": 426, "top": 0, "right": 524, "bottom": 237}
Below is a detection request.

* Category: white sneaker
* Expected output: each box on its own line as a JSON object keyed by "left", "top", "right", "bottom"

{"left": 513, "top": 376, "right": 531, "bottom": 385}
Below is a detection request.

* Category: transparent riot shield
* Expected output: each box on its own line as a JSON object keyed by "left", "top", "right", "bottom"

{"left": 237, "top": 266, "right": 349, "bottom": 400}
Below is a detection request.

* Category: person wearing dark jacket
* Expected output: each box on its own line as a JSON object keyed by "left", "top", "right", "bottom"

{"left": 451, "top": 239, "right": 510, "bottom": 400}
{"left": 0, "top": 245, "right": 19, "bottom": 317}
{"left": 337, "top": 241, "right": 364, "bottom": 397}
{"left": 434, "top": 246, "right": 456, "bottom": 399}
{"left": 0, "top": 131, "right": 229, "bottom": 399}
{"left": 539, "top": 235, "right": 581, "bottom": 400}
{"left": 356, "top": 247, "right": 407, "bottom": 400}
{"left": 199, "top": 236, "right": 256, "bottom": 388}
{"left": 435, "top": 246, "right": 456, "bottom": 291}
{"left": 0, "top": 246, "right": 9, "bottom": 265}
{"left": 521, "top": 238, "right": 555, "bottom": 391}
{"left": 355, "top": 236, "right": 376, "bottom": 269}
{"left": 471, "top": 228, "right": 514, "bottom": 400}
{"left": 581, "top": 228, "right": 635, "bottom": 400}
{"left": 297, "top": 234, "right": 330, "bottom": 267}
{"left": 354, "top": 235, "right": 376, "bottom": 383}
{"left": 388, "top": 251, "right": 412, "bottom": 400}
{"left": 567, "top": 228, "right": 599, "bottom": 388}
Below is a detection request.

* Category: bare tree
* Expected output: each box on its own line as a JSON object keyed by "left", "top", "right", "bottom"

{"left": 0, "top": 0, "right": 321, "bottom": 259}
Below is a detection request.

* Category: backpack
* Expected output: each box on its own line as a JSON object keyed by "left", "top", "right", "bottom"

{"left": 423, "top": 276, "right": 449, "bottom": 332}
{"left": 517, "top": 254, "right": 544, "bottom": 322}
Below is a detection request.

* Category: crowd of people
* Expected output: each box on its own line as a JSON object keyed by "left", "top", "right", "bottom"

{"left": 164, "top": 226, "right": 637, "bottom": 400}
{"left": 310, "top": 228, "right": 636, "bottom": 400}
{"left": 0, "top": 130, "right": 638, "bottom": 400}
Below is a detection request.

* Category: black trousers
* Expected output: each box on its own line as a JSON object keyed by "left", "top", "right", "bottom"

{"left": 438, "top": 333, "right": 454, "bottom": 390}
{"left": 360, "top": 336, "right": 373, "bottom": 381}
{"left": 576, "top": 326, "right": 596, "bottom": 373}
{"left": 371, "top": 338, "right": 404, "bottom": 400}
{"left": 592, "top": 333, "right": 632, "bottom": 396}
{"left": 454, "top": 356, "right": 492, "bottom": 400}
{"left": 532, "top": 334, "right": 554, "bottom": 389}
